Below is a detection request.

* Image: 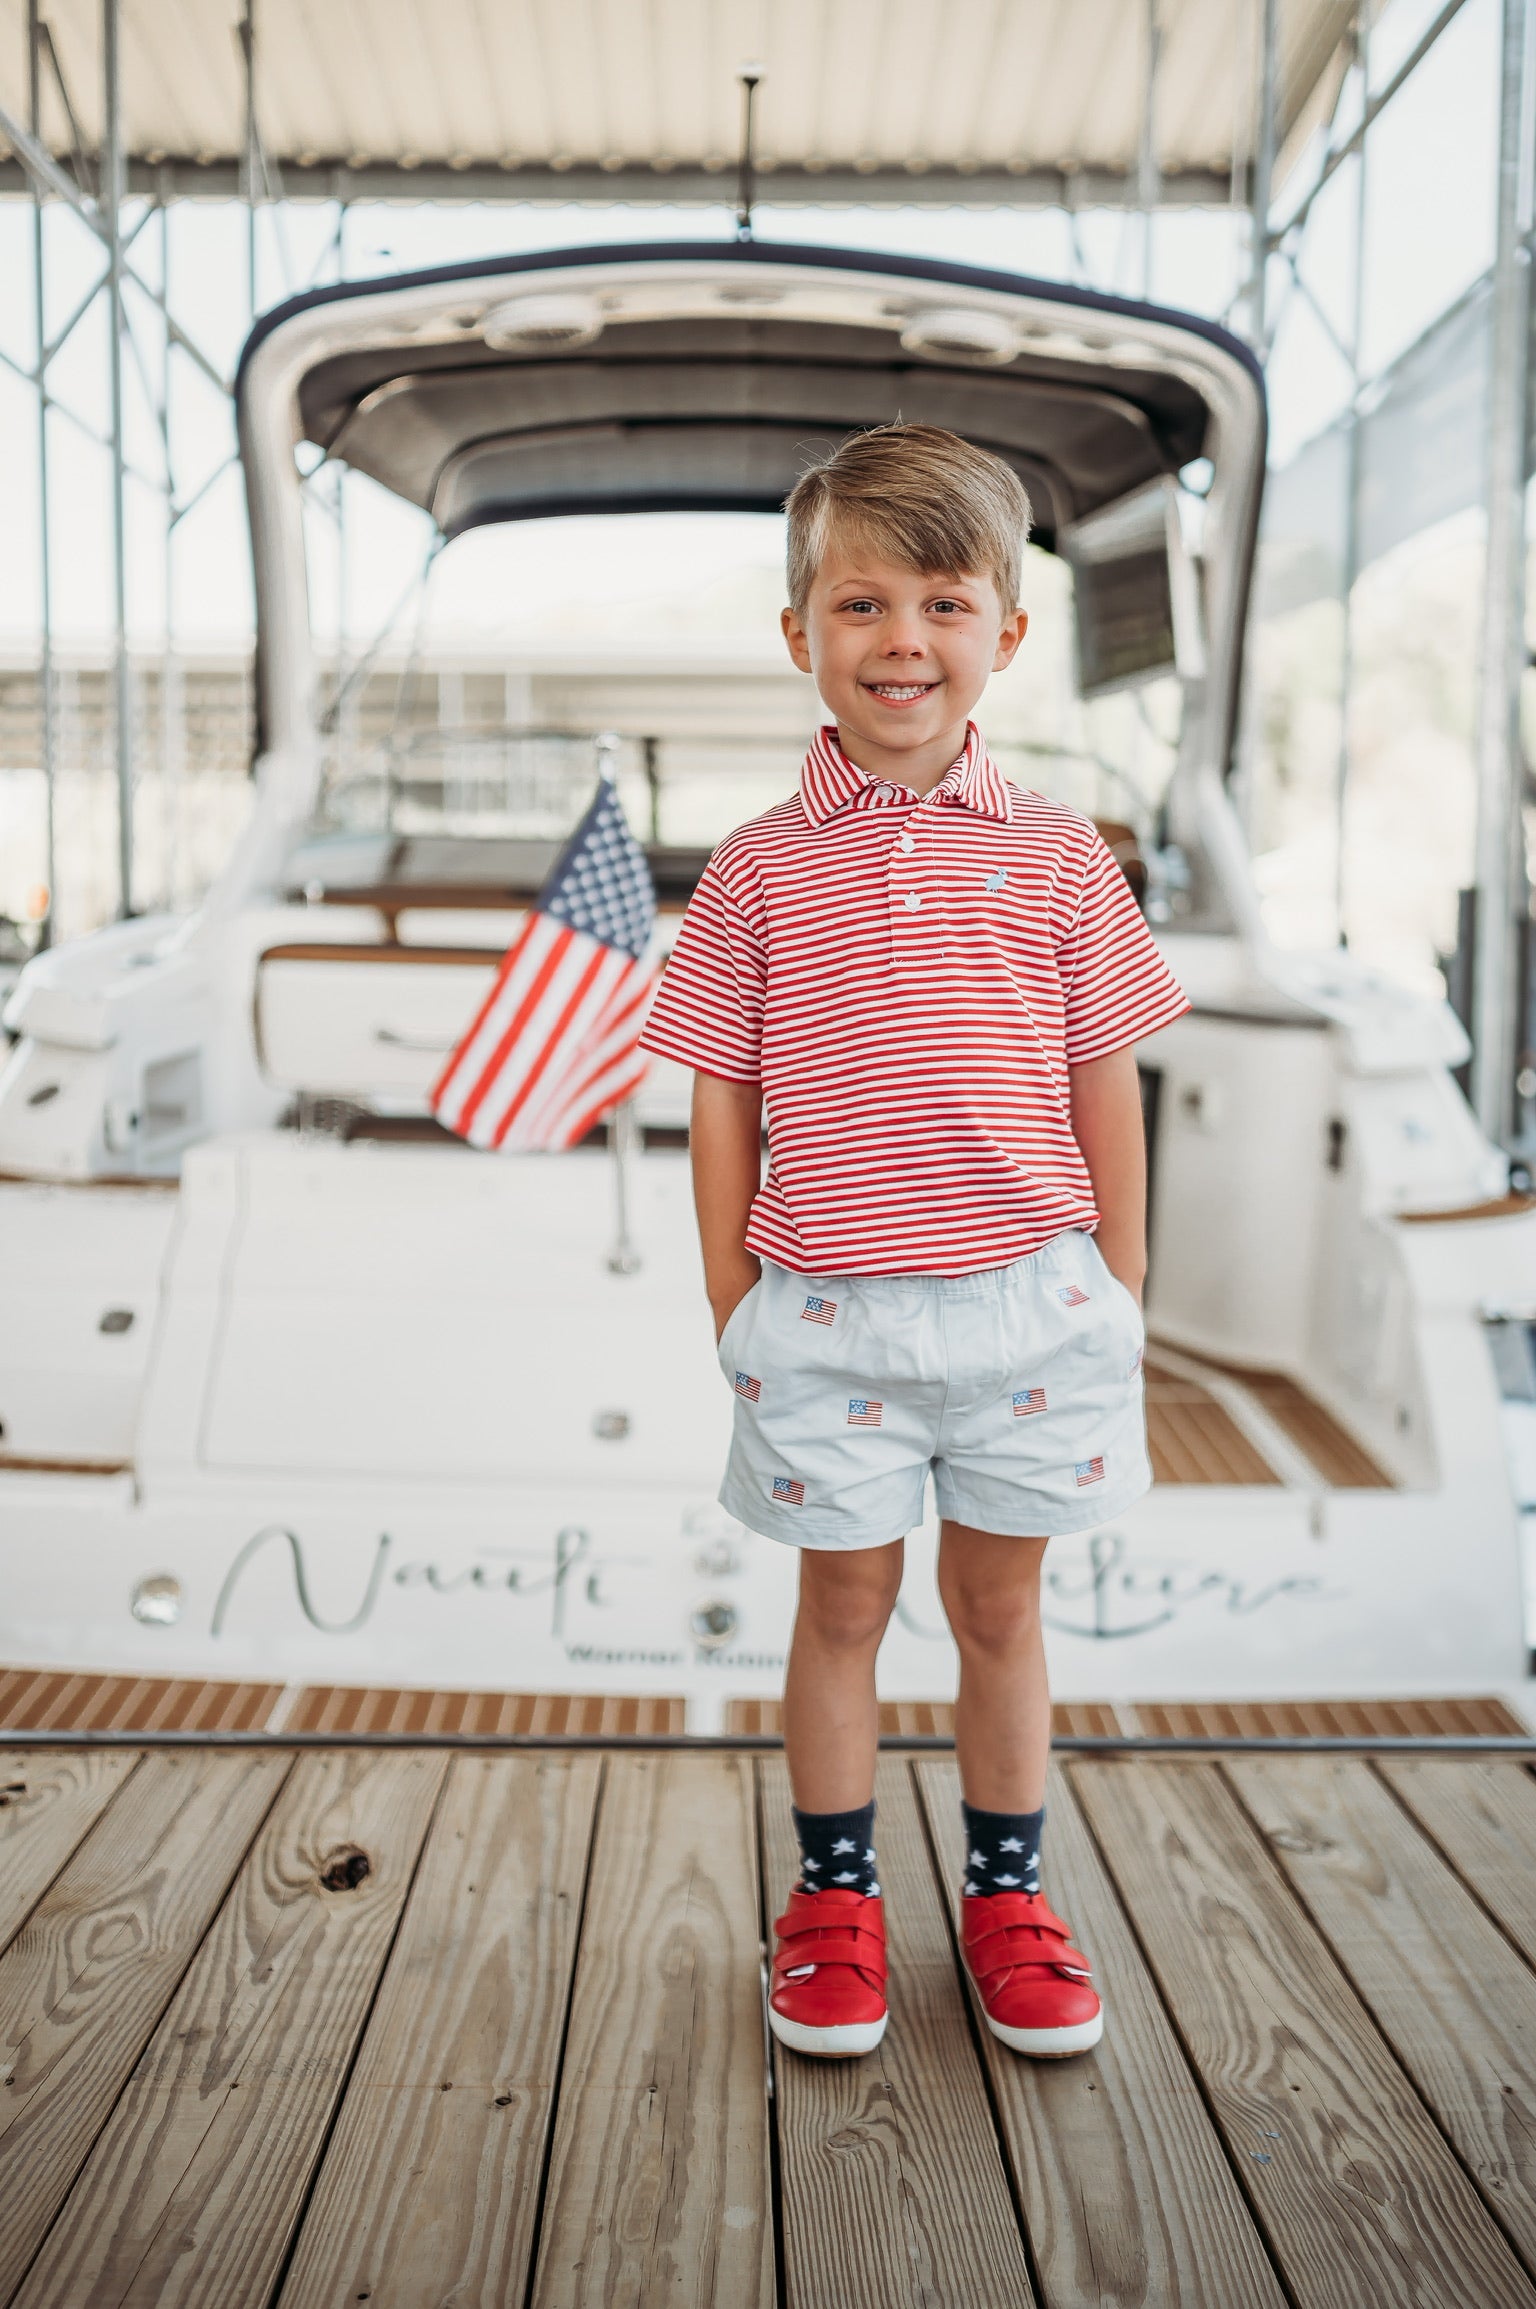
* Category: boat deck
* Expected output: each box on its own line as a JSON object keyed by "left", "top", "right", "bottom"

{"left": 3, "top": 1735, "right": 1536, "bottom": 2306}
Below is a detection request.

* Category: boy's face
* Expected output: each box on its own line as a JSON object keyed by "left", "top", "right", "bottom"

{"left": 781, "top": 549, "right": 1028, "bottom": 770}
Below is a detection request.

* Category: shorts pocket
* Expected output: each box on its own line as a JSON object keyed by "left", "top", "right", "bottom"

{"left": 716, "top": 1276, "right": 764, "bottom": 1376}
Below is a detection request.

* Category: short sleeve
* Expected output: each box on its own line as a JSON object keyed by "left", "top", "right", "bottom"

{"left": 637, "top": 859, "right": 767, "bottom": 1083}
{"left": 1058, "top": 833, "right": 1189, "bottom": 1064}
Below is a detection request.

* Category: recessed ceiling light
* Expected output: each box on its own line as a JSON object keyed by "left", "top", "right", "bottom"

{"left": 900, "top": 306, "right": 1020, "bottom": 365}
{"left": 481, "top": 291, "right": 605, "bottom": 351}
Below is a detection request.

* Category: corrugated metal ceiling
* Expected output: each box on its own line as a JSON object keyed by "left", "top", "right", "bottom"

{"left": 0, "top": 0, "right": 1354, "bottom": 201}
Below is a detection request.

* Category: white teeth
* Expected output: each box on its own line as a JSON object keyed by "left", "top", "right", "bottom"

{"left": 870, "top": 684, "right": 931, "bottom": 699}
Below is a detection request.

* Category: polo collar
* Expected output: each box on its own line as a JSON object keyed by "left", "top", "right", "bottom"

{"left": 799, "top": 721, "right": 1013, "bottom": 828}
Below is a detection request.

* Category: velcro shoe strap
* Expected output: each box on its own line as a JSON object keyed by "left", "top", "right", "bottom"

{"left": 774, "top": 1926, "right": 888, "bottom": 1984}
{"left": 967, "top": 1920, "right": 1091, "bottom": 1984}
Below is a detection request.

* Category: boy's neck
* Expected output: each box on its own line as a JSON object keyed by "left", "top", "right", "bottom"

{"left": 833, "top": 714, "right": 974, "bottom": 797}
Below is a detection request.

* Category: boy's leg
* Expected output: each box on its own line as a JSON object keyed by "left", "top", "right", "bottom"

{"left": 936, "top": 1519, "right": 1102, "bottom": 2056}
{"left": 936, "top": 1521, "right": 1050, "bottom": 1812}
{"left": 782, "top": 1536, "right": 906, "bottom": 1812}
{"left": 768, "top": 1539, "right": 904, "bottom": 2059}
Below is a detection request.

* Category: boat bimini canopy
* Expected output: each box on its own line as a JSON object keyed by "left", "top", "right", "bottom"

{"left": 233, "top": 241, "right": 1267, "bottom": 929}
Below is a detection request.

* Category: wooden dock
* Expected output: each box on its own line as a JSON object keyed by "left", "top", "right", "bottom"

{"left": 3, "top": 1738, "right": 1536, "bottom": 2306}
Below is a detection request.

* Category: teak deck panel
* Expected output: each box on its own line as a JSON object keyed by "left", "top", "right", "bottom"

{"left": 2, "top": 1743, "right": 1536, "bottom": 2307}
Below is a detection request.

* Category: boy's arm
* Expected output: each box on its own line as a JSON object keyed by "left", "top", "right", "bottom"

{"left": 1069, "top": 1046, "right": 1148, "bottom": 1302}
{"left": 691, "top": 1069, "right": 764, "bottom": 1339}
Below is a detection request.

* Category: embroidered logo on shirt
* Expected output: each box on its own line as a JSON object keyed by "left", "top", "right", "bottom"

{"left": 1012, "top": 1388, "right": 1047, "bottom": 1417}
{"left": 1075, "top": 1456, "right": 1106, "bottom": 1486}
{"left": 1057, "top": 1284, "right": 1090, "bottom": 1307}
{"left": 984, "top": 866, "right": 1008, "bottom": 892}
{"left": 772, "top": 1476, "right": 806, "bottom": 1505}
{"left": 801, "top": 1296, "right": 837, "bottom": 1325}
{"left": 734, "top": 1371, "right": 761, "bottom": 1402}
{"left": 847, "top": 1398, "right": 883, "bottom": 1427}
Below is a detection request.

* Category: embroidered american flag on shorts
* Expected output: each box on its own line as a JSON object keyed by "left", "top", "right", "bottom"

{"left": 734, "top": 1371, "right": 761, "bottom": 1402}
{"left": 431, "top": 771, "right": 656, "bottom": 1150}
{"left": 772, "top": 1476, "right": 806, "bottom": 1505}
{"left": 1012, "top": 1388, "right": 1047, "bottom": 1417}
{"left": 1075, "top": 1456, "right": 1106, "bottom": 1486}
{"left": 1129, "top": 1347, "right": 1144, "bottom": 1377}
{"left": 847, "top": 1398, "right": 883, "bottom": 1427}
{"left": 801, "top": 1296, "right": 837, "bottom": 1325}
{"left": 1057, "top": 1284, "right": 1090, "bottom": 1307}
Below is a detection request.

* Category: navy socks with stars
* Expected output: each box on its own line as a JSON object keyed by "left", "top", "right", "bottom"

{"left": 791, "top": 1799, "right": 880, "bottom": 1897}
{"left": 962, "top": 1800, "right": 1044, "bottom": 1897}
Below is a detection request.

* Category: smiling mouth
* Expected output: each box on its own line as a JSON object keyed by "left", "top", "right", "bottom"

{"left": 863, "top": 681, "right": 939, "bottom": 703}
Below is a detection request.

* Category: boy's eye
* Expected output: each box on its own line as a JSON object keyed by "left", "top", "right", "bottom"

{"left": 841, "top": 597, "right": 880, "bottom": 614}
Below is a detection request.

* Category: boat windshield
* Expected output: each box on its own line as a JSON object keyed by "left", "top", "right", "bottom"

{"left": 296, "top": 501, "right": 1186, "bottom": 915}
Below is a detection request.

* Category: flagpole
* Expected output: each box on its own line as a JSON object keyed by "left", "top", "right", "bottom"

{"left": 593, "top": 730, "right": 644, "bottom": 1275}
{"left": 607, "top": 1095, "right": 642, "bottom": 1275}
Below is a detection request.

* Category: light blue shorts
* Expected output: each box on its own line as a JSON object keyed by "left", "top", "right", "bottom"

{"left": 716, "top": 1229, "right": 1151, "bottom": 1550}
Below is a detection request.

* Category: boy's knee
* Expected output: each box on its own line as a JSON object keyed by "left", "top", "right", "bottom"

{"left": 940, "top": 1571, "right": 1042, "bottom": 1655}
{"left": 797, "top": 1549, "right": 902, "bottom": 1649}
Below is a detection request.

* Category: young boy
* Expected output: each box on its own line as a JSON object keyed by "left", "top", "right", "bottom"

{"left": 638, "top": 423, "right": 1188, "bottom": 2060}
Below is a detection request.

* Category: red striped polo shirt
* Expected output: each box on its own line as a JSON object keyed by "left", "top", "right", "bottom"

{"left": 639, "top": 721, "right": 1189, "bottom": 1275}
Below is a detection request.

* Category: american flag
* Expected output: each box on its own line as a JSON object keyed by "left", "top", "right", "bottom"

{"left": 772, "top": 1476, "right": 806, "bottom": 1505}
{"left": 1057, "top": 1284, "right": 1090, "bottom": 1308}
{"left": 1075, "top": 1456, "right": 1106, "bottom": 1486}
{"left": 734, "top": 1371, "right": 762, "bottom": 1402}
{"left": 431, "top": 773, "right": 656, "bottom": 1150}
{"left": 801, "top": 1296, "right": 837, "bottom": 1326}
{"left": 1012, "top": 1388, "right": 1047, "bottom": 1417}
{"left": 847, "top": 1398, "right": 883, "bottom": 1427}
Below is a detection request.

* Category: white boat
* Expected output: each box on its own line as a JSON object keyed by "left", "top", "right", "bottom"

{"left": 2, "top": 239, "right": 1531, "bottom": 1730}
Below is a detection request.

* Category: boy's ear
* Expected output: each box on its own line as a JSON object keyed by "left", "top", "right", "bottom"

{"left": 992, "top": 608, "right": 1029, "bottom": 673}
{"left": 781, "top": 603, "right": 815, "bottom": 676}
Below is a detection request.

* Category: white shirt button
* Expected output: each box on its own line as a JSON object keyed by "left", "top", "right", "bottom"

{"left": 874, "top": 783, "right": 895, "bottom": 800}
{"left": 904, "top": 891, "right": 922, "bottom": 911}
{"left": 898, "top": 833, "right": 916, "bottom": 854}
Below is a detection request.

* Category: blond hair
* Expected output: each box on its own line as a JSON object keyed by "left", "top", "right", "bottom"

{"left": 784, "top": 423, "right": 1031, "bottom": 615}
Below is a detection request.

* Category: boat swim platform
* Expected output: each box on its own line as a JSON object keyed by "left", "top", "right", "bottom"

{"left": 0, "top": 1665, "right": 1526, "bottom": 1739}
{"left": 4, "top": 1732, "right": 1536, "bottom": 2305}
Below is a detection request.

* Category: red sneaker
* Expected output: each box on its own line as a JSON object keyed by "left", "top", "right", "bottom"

{"left": 769, "top": 1886, "right": 888, "bottom": 2058}
{"left": 960, "top": 1890, "right": 1103, "bottom": 2057}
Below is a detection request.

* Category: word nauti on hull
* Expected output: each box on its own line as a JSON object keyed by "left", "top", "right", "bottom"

{"left": 1, "top": 242, "right": 1532, "bottom": 1727}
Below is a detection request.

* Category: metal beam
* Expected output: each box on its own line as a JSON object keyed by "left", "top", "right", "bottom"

{"left": 28, "top": 0, "right": 54, "bottom": 946}
{"left": 1246, "top": 0, "right": 1279, "bottom": 345}
{"left": 0, "top": 153, "right": 1236, "bottom": 210}
{"left": 102, "top": 0, "right": 132, "bottom": 920}
{"left": 1471, "top": 0, "right": 1536, "bottom": 1141}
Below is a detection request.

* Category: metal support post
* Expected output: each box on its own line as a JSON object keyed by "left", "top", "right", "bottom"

{"left": 241, "top": 0, "right": 258, "bottom": 313}
{"left": 1471, "top": 0, "right": 1536, "bottom": 1142}
{"left": 102, "top": 0, "right": 133, "bottom": 918}
{"left": 28, "top": 0, "right": 55, "bottom": 944}
{"left": 1246, "top": 0, "right": 1279, "bottom": 347}
{"left": 1136, "top": 0, "right": 1161, "bottom": 300}
{"left": 1334, "top": 4, "right": 1370, "bottom": 948}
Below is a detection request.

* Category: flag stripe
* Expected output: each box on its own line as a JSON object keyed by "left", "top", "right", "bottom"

{"left": 486, "top": 939, "right": 617, "bottom": 1148}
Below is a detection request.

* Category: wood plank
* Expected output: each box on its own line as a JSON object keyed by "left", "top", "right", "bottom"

{"left": 0, "top": 1668, "right": 283, "bottom": 1732}
{"left": 14, "top": 1748, "right": 446, "bottom": 2309}
{"left": 0, "top": 1748, "right": 142, "bottom": 1954}
{"left": 1070, "top": 1759, "right": 1536, "bottom": 2309}
{"left": 277, "top": 1753, "right": 600, "bottom": 2309}
{"left": 286, "top": 1685, "right": 686, "bottom": 1734}
{"left": 762, "top": 1755, "right": 1035, "bottom": 2309}
{"left": 529, "top": 1751, "right": 772, "bottom": 2308}
{"left": 1226, "top": 1755, "right": 1536, "bottom": 2270}
{"left": 1133, "top": 1697, "right": 1529, "bottom": 1738}
{"left": 0, "top": 1750, "right": 290, "bottom": 2303}
{"left": 1380, "top": 1760, "right": 1536, "bottom": 1967}
{"left": 916, "top": 1757, "right": 1286, "bottom": 2309}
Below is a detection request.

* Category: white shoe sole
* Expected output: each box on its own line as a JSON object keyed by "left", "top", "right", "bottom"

{"left": 768, "top": 2005, "right": 888, "bottom": 2059}
{"left": 979, "top": 2005, "right": 1104, "bottom": 2059}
